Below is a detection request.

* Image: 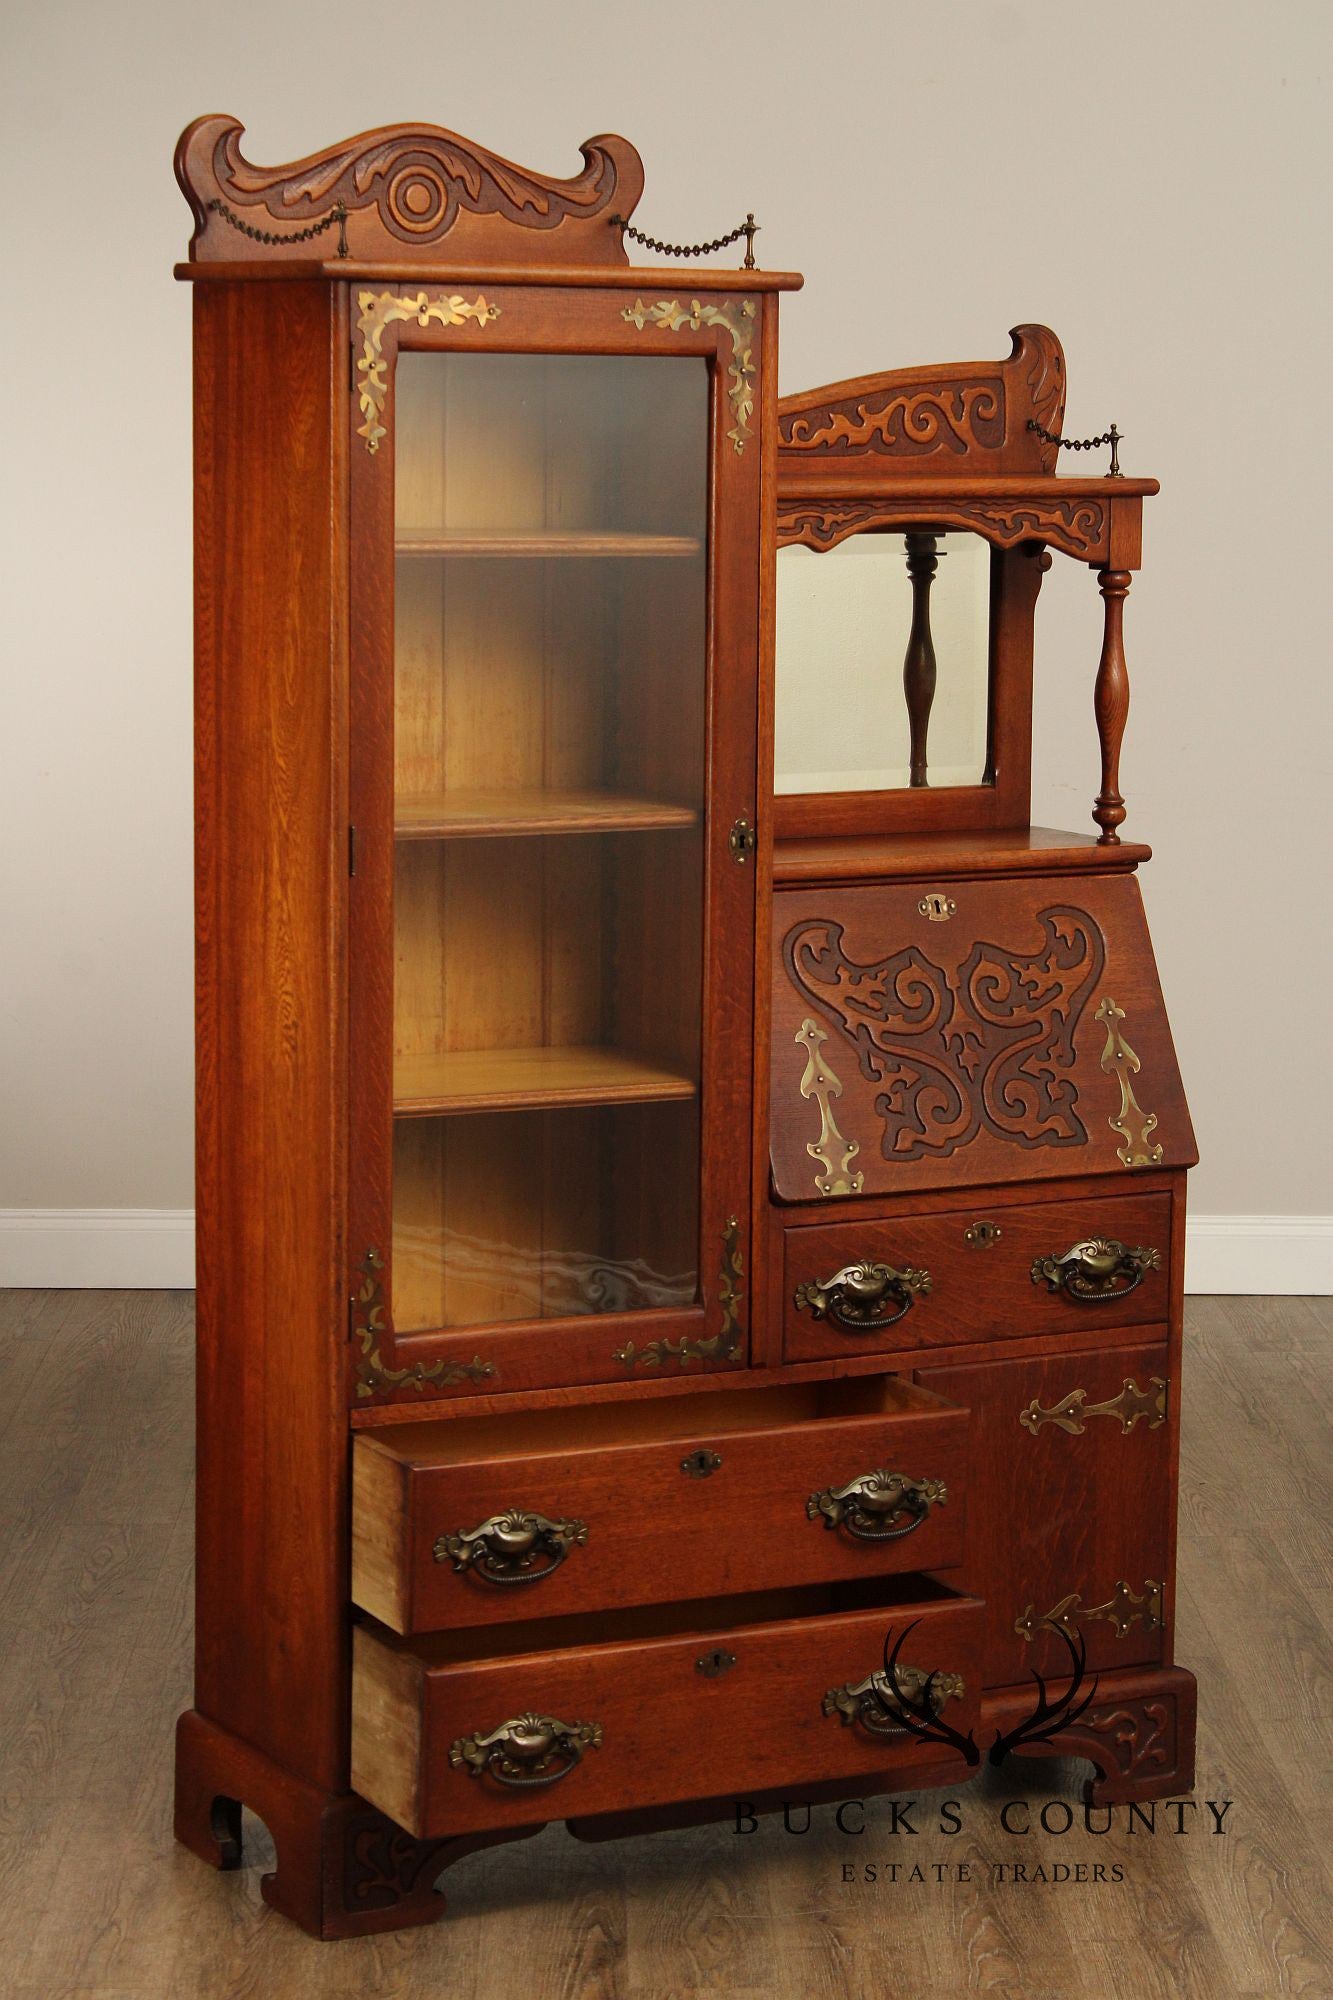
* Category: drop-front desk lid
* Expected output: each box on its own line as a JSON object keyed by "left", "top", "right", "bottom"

{"left": 770, "top": 872, "right": 1196, "bottom": 1202}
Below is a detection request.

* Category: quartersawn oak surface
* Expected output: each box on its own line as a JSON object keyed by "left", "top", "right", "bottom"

{"left": 0, "top": 1287, "right": 1327, "bottom": 1998}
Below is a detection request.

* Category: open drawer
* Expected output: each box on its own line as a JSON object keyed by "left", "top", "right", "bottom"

{"left": 353, "top": 1376, "right": 969, "bottom": 1634}
{"left": 352, "top": 1578, "right": 983, "bottom": 1838}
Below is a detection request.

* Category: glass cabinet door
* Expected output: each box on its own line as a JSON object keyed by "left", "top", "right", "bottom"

{"left": 381, "top": 351, "right": 712, "bottom": 1338}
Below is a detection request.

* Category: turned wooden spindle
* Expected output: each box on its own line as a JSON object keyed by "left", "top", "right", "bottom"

{"left": 903, "top": 532, "right": 939, "bottom": 788}
{"left": 1092, "top": 567, "right": 1132, "bottom": 843}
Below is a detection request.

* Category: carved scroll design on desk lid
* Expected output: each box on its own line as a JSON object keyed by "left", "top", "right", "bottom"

{"left": 795, "top": 1018, "right": 864, "bottom": 1196}
{"left": 614, "top": 1217, "right": 743, "bottom": 1370}
{"left": 783, "top": 906, "right": 1105, "bottom": 1166}
{"left": 351, "top": 1247, "right": 495, "bottom": 1399}
{"left": 780, "top": 378, "right": 1004, "bottom": 457}
{"left": 1015, "top": 1579, "right": 1162, "bottom": 1646}
{"left": 1096, "top": 995, "right": 1165, "bottom": 1167}
{"left": 356, "top": 290, "right": 501, "bottom": 453}
{"left": 621, "top": 298, "right": 757, "bottom": 452}
{"left": 176, "top": 116, "right": 642, "bottom": 262}
{"left": 1019, "top": 1375, "right": 1168, "bottom": 1437}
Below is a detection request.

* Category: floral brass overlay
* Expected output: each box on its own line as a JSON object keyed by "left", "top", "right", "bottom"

{"left": 823, "top": 1664, "right": 967, "bottom": 1737}
{"left": 795, "top": 1018, "right": 864, "bottom": 1196}
{"left": 356, "top": 290, "right": 501, "bottom": 452}
{"left": 449, "top": 1714, "right": 602, "bottom": 1789}
{"left": 807, "top": 1469, "right": 947, "bottom": 1540}
{"left": 1096, "top": 995, "right": 1165, "bottom": 1167}
{"left": 783, "top": 906, "right": 1105, "bottom": 1165}
{"left": 1019, "top": 1375, "right": 1168, "bottom": 1437}
{"left": 621, "top": 297, "right": 757, "bottom": 452}
{"left": 433, "top": 1510, "right": 588, "bottom": 1586}
{"left": 1015, "top": 1578, "right": 1162, "bottom": 1646}
{"left": 352, "top": 1247, "right": 496, "bottom": 1399}
{"left": 614, "top": 1217, "right": 743, "bottom": 1370}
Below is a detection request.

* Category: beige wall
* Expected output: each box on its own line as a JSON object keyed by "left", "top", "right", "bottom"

{"left": 2, "top": 0, "right": 1329, "bottom": 1221}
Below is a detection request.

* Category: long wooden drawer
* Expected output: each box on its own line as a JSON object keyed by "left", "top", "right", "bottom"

{"left": 353, "top": 1377, "right": 969, "bottom": 1634}
{"left": 352, "top": 1580, "right": 983, "bottom": 1838}
{"left": 783, "top": 1189, "right": 1172, "bottom": 1363}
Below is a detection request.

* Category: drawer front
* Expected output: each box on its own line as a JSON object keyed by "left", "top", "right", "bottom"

{"left": 771, "top": 873, "right": 1196, "bottom": 1201}
{"left": 354, "top": 1384, "right": 970, "bottom": 1635}
{"left": 783, "top": 1190, "right": 1172, "bottom": 1362}
{"left": 353, "top": 1589, "right": 983, "bottom": 1839}
{"left": 919, "top": 1340, "right": 1172, "bottom": 1687}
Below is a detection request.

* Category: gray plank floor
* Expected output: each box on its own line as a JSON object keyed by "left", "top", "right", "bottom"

{"left": 0, "top": 1290, "right": 1329, "bottom": 1998}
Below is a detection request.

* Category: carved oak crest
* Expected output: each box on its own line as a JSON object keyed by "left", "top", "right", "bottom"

{"left": 175, "top": 116, "right": 644, "bottom": 265}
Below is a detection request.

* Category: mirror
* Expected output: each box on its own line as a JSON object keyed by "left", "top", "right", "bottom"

{"left": 774, "top": 530, "right": 992, "bottom": 794}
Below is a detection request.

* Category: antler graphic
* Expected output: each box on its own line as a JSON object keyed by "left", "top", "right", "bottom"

{"left": 875, "top": 1621, "right": 982, "bottom": 1767}
{"left": 987, "top": 1620, "right": 1100, "bottom": 1764}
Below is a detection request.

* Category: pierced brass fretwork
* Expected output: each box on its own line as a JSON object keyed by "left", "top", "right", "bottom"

{"left": 1015, "top": 1578, "right": 1162, "bottom": 1646}
{"left": 1096, "top": 995, "right": 1165, "bottom": 1167}
{"left": 1019, "top": 1375, "right": 1168, "bottom": 1437}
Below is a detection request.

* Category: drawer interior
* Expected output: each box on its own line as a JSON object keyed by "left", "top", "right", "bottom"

{"left": 357, "top": 1572, "right": 961, "bottom": 1666}
{"left": 359, "top": 1372, "right": 956, "bottom": 1470}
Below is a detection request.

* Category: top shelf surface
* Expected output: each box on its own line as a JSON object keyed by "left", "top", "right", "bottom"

{"left": 395, "top": 531, "right": 703, "bottom": 559}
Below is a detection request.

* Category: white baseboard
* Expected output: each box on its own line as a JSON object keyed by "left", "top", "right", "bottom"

{"left": 0, "top": 1208, "right": 1329, "bottom": 1297}
{"left": 0, "top": 1209, "right": 196, "bottom": 1289}
{"left": 1184, "top": 1215, "right": 1333, "bottom": 1297}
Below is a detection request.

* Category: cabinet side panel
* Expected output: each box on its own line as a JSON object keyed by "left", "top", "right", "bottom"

{"left": 193, "top": 279, "right": 347, "bottom": 1789}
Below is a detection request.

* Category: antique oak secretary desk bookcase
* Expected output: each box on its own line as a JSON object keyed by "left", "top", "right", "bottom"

{"left": 173, "top": 113, "right": 1197, "bottom": 1938}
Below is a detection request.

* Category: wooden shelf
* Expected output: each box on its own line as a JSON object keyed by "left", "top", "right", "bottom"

{"left": 393, "top": 1045, "right": 699, "bottom": 1117}
{"left": 395, "top": 531, "right": 703, "bottom": 559}
{"left": 772, "top": 825, "right": 1153, "bottom": 885}
{"left": 395, "top": 788, "right": 699, "bottom": 840}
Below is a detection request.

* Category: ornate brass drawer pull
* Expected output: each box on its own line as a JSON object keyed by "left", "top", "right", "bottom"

{"left": 807, "top": 1469, "right": 947, "bottom": 1541}
{"left": 823, "top": 1663, "right": 966, "bottom": 1738}
{"left": 1019, "top": 1375, "right": 1167, "bottom": 1437}
{"left": 449, "top": 1712, "right": 602, "bottom": 1789}
{"left": 433, "top": 1509, "right": 588, "bottom": 1587}
{"left": 1030, "top": 1237, "right": 1161, "bottom": 1302}
{"left": 794, "top": 1260, "right": 931, "bottom": 1332}
{"left": 1015, "top": 1578, "right": 1162, "bottom": 1645}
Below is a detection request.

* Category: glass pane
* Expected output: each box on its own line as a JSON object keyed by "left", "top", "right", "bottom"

{"left": 775, "top": 531, "right": 991, "bottom": 793}
{"left": 391, "top": 353, "right": 708, "bottom": 1331}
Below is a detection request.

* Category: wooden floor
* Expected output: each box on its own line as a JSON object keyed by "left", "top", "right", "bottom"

{"left": 0, "top": 1292, "right": 1329, "bottom": 1999}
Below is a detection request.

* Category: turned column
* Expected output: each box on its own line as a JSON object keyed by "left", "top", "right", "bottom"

{"left": 903, "top": 532, "right": 939, "bottom": 787}
{"left": 1093, "top": 566, "right": 1131, "bottom": 843}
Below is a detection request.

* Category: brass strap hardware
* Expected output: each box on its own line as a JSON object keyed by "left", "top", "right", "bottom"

{"left": 615, "top": 1216, "right": 744, "bottom": 1370}
{"left": 917, "top": 893, "right": 956, "bottom": 921}
{"left": 681, "top": 1447, "right": 722, "bottom": 1478}
{"left": 965, "top": 1219, "right": 1002, "bottom": 1249}
{"left": 1030, "top": 1237, "right": 1161, "bottom": 1302}
{"left": 433, "top": 1509, "right": 588, "bottom": 1586}
{"left": 794, "top": 1259, "right": 931, "bottom": 1333}
{"left": 807, "top": 1469, "right": 947, "bottom": 1541}
{"left": 1019, "top": 1375, "right": 1168, "bottom": 1438}
{"left": 696, "top": 1648, "right": 737, "bottom": 1679}
{"left": 449, "top": 1713, "right": 602, "bottom": 1789}
{"left": 351, "top": 1247, "right": 496, "bottom": 1399}
{"left": 1097, "top": 995, "right": 1165, "bottom": 1166}
{"left": 794, "top": 1018, "right": 863, "bottom": 1197}
{"left": 824, "top": 1664, "right": 966, "bottom": 1738}
{"left": 728, "top": 816, "right": 757, "bottom": 863}
{"left": 1015, "top": 1579, "right": 1162, "bottom": 1646}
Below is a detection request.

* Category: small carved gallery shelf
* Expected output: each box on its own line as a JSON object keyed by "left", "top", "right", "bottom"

{"left": 394, "top": 532, "right": 703, "bottom": 559}
{"left": 394, "top": 790, "right": 699, "bottom": 840}
{"left": 392, "top": 1044, "right": 699, "bottom": 1116}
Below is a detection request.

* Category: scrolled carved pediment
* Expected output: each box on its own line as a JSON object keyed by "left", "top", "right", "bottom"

{"left": 175, "top": 114, "right": 644, "bottom": 266}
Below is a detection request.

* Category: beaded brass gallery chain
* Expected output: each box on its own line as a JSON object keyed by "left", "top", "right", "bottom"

{"left": 205, "top": 196, "right": 350, "bottom": 257}
{"left": 1028, "top": 417, "right": 1123, "bottom": 477}
{"left": 609, "top": 212, "right": 760, "bottom": 268}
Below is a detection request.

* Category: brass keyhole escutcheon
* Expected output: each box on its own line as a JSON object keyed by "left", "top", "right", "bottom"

{"left": 965, "top": 1219, "right": 1002, "bottom": 1249}
{"left": 696, "top": 1648, "right": 737, "bottom": 1679}
{"left": 681, "top": 1447, "right": 722, "bottom": 1478}
{"left": 728, "top": 817, "right": 757, "bottom": 863}
{"left": 918, "top": 892, "right": 956, "bottom": 921}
